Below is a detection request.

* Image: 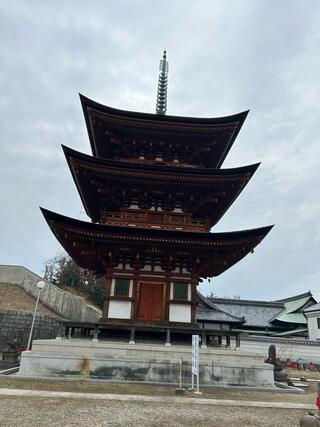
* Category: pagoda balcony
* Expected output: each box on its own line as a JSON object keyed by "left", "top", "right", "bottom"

{"left": 114, "top": 156, "right": 200, "bottom": 169}
{"left": 101, "top": 210, "right": 210, "bottom": 232}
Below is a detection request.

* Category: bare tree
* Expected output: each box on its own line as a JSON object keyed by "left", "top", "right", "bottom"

{"left": 43, "top": 252, "right": 104, "bottom": 308}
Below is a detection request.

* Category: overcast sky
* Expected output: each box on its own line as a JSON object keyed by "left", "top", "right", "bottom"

{"left": 1, "top": 0, "right": 319, "bottom": 301}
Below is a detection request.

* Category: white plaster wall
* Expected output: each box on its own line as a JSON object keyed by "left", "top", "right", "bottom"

{"left": 237, "top": 338, "right": 320, "bottom": 363}
{"left": 187, "top": 284, "right": 191, "bottom": 301}
{"left": 306, "top": 314, "right": 320, "bottom": 341}
{"left": 108, "top": 301, "right": 132, "bottom": 319}
{"left": 169, "top": 304, "right": 191, "bottom": 322}
{"left": 139, "top": 274, "right": 165, "bottom": 279}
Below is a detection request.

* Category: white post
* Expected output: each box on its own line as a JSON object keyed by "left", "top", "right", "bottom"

{"left": 196, "top": 362, "right": 200, "bottom": 393}
{"left": 177, "top": 357, "right": 183, "bottom": 389}
{"left": 191, "top": 334, "right": 201, "bottom": 394}
{"left": 26, "top": 281, "right": 45, "bottom": 351}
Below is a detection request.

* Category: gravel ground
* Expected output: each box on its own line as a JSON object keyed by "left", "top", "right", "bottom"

{"left": 0, "top": 396, "right": 307, "bottom": 427}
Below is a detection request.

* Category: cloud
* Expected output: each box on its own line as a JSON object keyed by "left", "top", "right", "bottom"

{"left": 1, "top": 0, "right": 320, "bottom": 301}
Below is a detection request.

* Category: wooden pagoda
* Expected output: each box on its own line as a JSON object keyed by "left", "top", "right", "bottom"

{"left": 41, "top": 53, "right": 273, "bottom": 342}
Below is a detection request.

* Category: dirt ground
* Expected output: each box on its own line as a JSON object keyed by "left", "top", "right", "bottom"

{"left": 288, "top": 368, "right": 320, "bottom": 381}
{"left": 0, "top": 283, "right": 58, "bottom": 316}
{"left": 0, "top": 376, "right": 317, "bottom": 403}
{"left": 0, "top": 395, "right": 308, "bottom": 427}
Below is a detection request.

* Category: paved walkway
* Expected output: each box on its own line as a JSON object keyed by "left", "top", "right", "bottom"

{"left": 0, "top": 388, "right": 316, "bottom": 410}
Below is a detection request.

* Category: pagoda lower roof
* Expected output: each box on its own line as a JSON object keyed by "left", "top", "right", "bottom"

{"left": 63, "top": 145, "right": 259, "bottom": 226}
{"left": 41, "top": 208, "right": 273, "bottom": 278}
{"left": 80, "top": 94, "right": 249, "bottom": 168}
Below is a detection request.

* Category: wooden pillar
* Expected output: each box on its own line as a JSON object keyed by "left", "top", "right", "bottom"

{"left": 218, "top": 335, "right": 222, "bottom": 346}
{"left": 55, "top": 322, "right": 63, "bottom": 340}
{"left": 129, "top": 327, "right": 135, "bottom": 344}
{"left": 235, "top": 333, "right": 241, "bottom": 348}
{"left": 131, "top": 267, "right": 139, "bottom": 321}
{"left": 190, "top": 273, "right": 198, "bottom": 323}
{"left": 92, "top": 324, "right": 99, "bottom": 342}
{"left": 226, "top": 335, "right": 231, "bottom": 348}
{"left": 201, "top": 330, "right": 207, "bottom": 348}
{"left": 103, "top": 270, "right": 113, "bottom": 319}
{"left": 165, "top": 328, "right": 171, "bottom": 346}
{"left": 165, "top": 270, "right": 171, "bottom": 322}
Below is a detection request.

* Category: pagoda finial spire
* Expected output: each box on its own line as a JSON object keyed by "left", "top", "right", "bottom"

{"left": 156, "top": 50, "right": 169, "bottom": 115}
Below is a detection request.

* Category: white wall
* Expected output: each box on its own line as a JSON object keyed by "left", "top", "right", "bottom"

{"left": 108, "top": 300, "right": 131, "bottom": 319}
{"left": 238, "top": 337, "right": 320, "bottom": 363}
{"left": 305, "top": 312, "right": 320, "bottom": 341}
{"left": 169, "top": 304, "right": 191, "bottom": 322}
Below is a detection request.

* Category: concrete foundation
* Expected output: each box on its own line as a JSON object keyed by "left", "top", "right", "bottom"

{"left": 19, "top": 339, "right": 274, "bottom": 387}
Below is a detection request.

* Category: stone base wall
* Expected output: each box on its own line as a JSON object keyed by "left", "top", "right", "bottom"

{"left": 19, "top": 339, "right": 274, "bottom": 387}
{"left": 0, "top": 310, "right": 60, "bottom": 351}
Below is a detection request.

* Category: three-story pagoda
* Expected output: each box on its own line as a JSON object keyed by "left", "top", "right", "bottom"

{"left": 42, "top": 52, "right": 272, "bottom": 336}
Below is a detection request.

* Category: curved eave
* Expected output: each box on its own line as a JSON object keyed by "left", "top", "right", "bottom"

{"left": 80, "top": 93, "right": 249, "bottom": 126}
{"left": 41, "top": 207, "right": 273, "bottom": 277}
{"left": 80, "top": 93, "right": 249, "bottom": 167}
{"left": 63, "top": 144, "right": 259, "bottom": 176}
{"left": 41, "top": 207, "right": 273, "bottom": 240}
{"left": 63, "top": 145, "right": 259, "bottom": 224}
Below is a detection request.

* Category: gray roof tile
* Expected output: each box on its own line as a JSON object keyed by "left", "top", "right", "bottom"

{"left": 196, "top": 292, "right": 245, "bottom": 324}
{"left": 208, "top": 298, "right": 284, "bottom": 327}
{"left": 304, "top": 302, "right": 320, "bottom": 313}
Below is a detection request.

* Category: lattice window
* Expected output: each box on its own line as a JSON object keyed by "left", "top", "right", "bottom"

{"left": 174, "top": 283, "right": 188, "bottom": 300}
{"left": 114, "top": 279, "right": 130, "bottom": 296}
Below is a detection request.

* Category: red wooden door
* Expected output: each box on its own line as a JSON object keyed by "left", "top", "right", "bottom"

{"left": 138, "top": 283, "right": 163, "bottom": 321}
{"left": 151, "top": 284, "right": 163, "bottom": 321}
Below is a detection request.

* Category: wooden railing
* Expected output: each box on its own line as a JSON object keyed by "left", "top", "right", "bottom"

{"left": 101, "top": 211, "right": 209, "bottom": 231}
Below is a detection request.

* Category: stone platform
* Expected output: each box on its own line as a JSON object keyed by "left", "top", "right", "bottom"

{"left": 19, "top": 339, "right": 274, "bottom": 387}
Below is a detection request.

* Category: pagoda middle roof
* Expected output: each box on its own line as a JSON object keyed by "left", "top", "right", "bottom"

{"left": 41, "top": 208, "right": 273, "bottom": 278}
{"left": 63, "top": 145, "right": 259, "bottom": 225}
{"left": 80, "top": 94, "right": 249, "bottom": 168}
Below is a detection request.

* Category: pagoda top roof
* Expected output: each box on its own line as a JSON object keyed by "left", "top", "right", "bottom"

{"left": 80, "top": 93, "right": 249, "bottom": 126}
{"left": 80, "top": 94, "right": 249, "bottom": 168}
